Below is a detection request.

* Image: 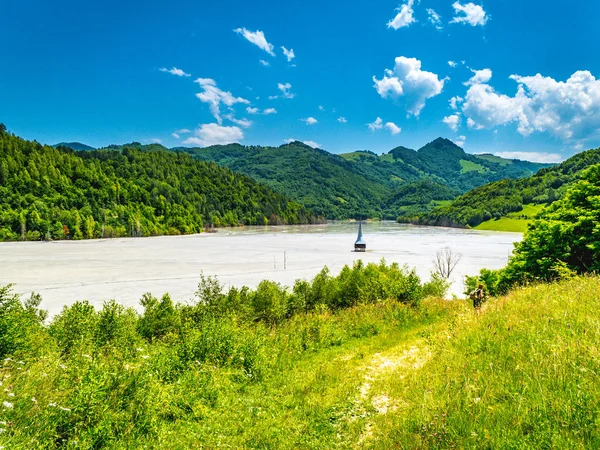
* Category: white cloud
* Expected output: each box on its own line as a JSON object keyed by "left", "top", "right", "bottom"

{"left": 183, "top": 123, "right": 244, "bottom": 147}
{"left": 337, "top": 117, "right": 348, "bottom": 123}
{"left": 274, "top": 82, "right": 295, "bottom": 99}
{"left": 385, "top": 122, "right": 402, "bottom": 135}
{"left": 449, "top": 96, "right": 464, "bottom": 110}
{"left": 234, "top": 28, "right": 275, "bottom": 56}
{"left": 454, "top": 135, "right": 467, "bottom": 147}
{"left": 443, "top": 114, "right": 461, "bottom": 131}
{"left": 427, "top": 8, "right": 443, "bottom": 29}
{"left": 451, "top": 2, "right": 489, "bottom": 27}
{"left": 224, "top": 114, "right": 252, "bottom": 128}
{"left": 368, "top": 117, "right": 400, "bottom": 134}
{"left": 318, "top": 105, "right": 325, "bottom": 111}
{"left": 260, "top": 60, "right": 270, "bottom": 67}
{"left": 465, "top": 68, "right": 493, "bottom": 86}
{"left": 448, "top": 61, "right": 458, "bottom": 68}
{"left": 302, "top": 117, "right": 318, "bottom": 125}
{"left": 246, "top": 107, "right": 259, "bottom": 114}
{"left": 195, "top": 78, "right": 250, "bottom": 124}
{"left": 387, "top": 0, "right": 416, "bottom": 30}
{"left": 373, "top": 56, "right": 445, "bottom": 116}
{"left": 368, "top": 117, "right": 383, "bottom": 131}
{"left": 494, "top": 151, "right": 563, "bottom": 164}
{"left": 172, "top": 133, "right": 180, "bottom": 139}
{"left": 150, "top": 138, "right": 162, "bottom": 144}
{"left": 462, "top": 70, "right": 600, "bottom": 144}
{"left": 284, "top": 138, "right": 321, "bottom": 148}
{"left": 263, "top": 108, "right": 278, "bottom": 115}
{"left": 281, "top": 46, "right": 295, "bottom": 62}
{"left": 159, "top": 67, "right": 191, "bottom": 77}
{"left": 176, "top": 128, "right": 191, "bottom": 134}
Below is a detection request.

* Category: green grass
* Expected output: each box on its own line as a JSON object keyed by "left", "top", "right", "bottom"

{"left": 459, "top": 159, "right": 487, "bottom": 174}
{"left": 476, "top": 203, "right": 546, "bottom": 232}
{"left": 475, "top": 154, "right": 512, "bottom": 166}
{"left": 2, "top": 276, "right": 600, "bottom": 448}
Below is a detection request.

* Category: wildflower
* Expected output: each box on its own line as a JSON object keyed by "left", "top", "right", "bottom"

{"left": 59, "top": 407, "right": 71, "bottom": 412}
{"left": 48, "top": 402, "right": 57, "bottom": 407}
{"left": 59, "top": 364, "right": 67, "bottom": 370}
{"left": 474, "top": 397, "right": 481, "bottom": 403}
{"left": 136, "top": 347, "right": 143, "bottom": 352}
{"left": 3, "top": 358, "right": 11, "bottom": 362}
{"left": 0, "top": 428, "right": 5, "bottom": 433}
{"left": 31, "top": 397, "right": 37, "bottom": 403}
{"left": 7, "top": 393, "right": 14, "bottom": 397}
{"left": 17, "top": 361, "right": 24, "bottom": 365}
{"left": 141, "top": 355, "right": 149, "bottom": 359}
{"left": 2, "top": 402, "right": 13, "bottom": 409}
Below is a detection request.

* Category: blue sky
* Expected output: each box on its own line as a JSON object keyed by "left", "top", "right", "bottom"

{"left": 2, "top": 0, "right": 600, "bottom": 162}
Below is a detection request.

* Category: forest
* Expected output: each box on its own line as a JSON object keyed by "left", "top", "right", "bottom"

{"left": 403, "top": 146, "right": 600, "bottom": 228}
{"left": 0, "top": 126, "right": 318, "bottom": 241}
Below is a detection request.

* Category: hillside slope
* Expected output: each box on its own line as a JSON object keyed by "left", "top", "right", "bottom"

{"left": 411, "top": 146, "right": 600, "bottom": 228}
{"left": 176, "top": 139, "right": 549, "bottom": 220}
{"left": 0, "top": 130, "right": 316, "bottom": 241}
{"left": 2, "top": 272, "right": 598, "bottom": 448}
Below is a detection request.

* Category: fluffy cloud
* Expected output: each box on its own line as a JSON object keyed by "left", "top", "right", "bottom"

{"left": 234, "top": 28, "right": 275, "bottom": 56}
{"left": 172, "top": 133, "right": 180, "bottom": 139}
{"left": 443, "top": 114, "right": 461, "bottom": 131}
{"left": 337, "top": 117, "right": 348, "bottom": 123}
{"left": 270, "top": 82, "right": 295, "bottom": 100}
{"left": 427, "top": 8, "right": 443, "bottom": 29}
{"left": 387, "top": 0, "right": 416, "bottom": 30}
{"left": 318, "top": 105, "right": 325, "bottom": 111}
{"left": 373, "top": 56, "right": 445, "bottom": 116}
{"left": 263, "top": 108, "right": 278, "bottom": 115}
{"left": 302, "top": 117, "right": 318, "bottom": 125}
{"left": 462, "top": 70, "right": 600, "bottom": 144}
{"left": 465, "top": 68, "right": 493, "bottom": 86}
{"left": 448, "top": 61, "right": 458, "bottom": 68}
{"left": 195, "top": 78, "right": 250, "bottom": 124}
{"left": 449, "top": 96, "right": 464, "bottom": 110}
{"left": 385, "top": 122, "right": 402, "bottom": 135}
{"left": 246, "top": 107, "right": 259, "bottom": 114}
{"left": 159, "top": 67, "right": 190, "bottom": 77}
{"left": 260, "top": 60, "right": 270, "bottom": 67}
{"left": 368, "top": 117, "right": 401, "bottom": 134}
{"left": 494, "top": 152, "right": 563, "bottom": 163}
{"left": 454, "top": 135, "right": 467, "bottom": 147}
{"left": 224, "top": 114, "right": 252, "bottom": 128}
{"left": 451, "top": 2, "right": 489, "bottom": 26}
{"left": 368, "top": 117, "right": 383, "bottom": 131}
{"left": 183, "top": 123, "right": 244, "bottom": 147}
{"left": 281, "top": 46, "right": 295, "bottom": 62}
{"left": 284, "top": 138, "right": 321, "bottom": 148}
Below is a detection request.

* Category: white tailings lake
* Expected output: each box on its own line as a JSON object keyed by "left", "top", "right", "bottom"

{"left": 0, "top": 222, "right": 521, "bottom": 317}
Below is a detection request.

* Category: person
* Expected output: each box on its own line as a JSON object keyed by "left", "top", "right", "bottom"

{"left": 470, "top": 283, "right": 485, "bottom": 311}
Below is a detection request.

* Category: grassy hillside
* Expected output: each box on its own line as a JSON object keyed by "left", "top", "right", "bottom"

{"left": 408, "top": 146, "right": 600, "bottom": 228}
{"left": 0, "top": 130, "right": 317, "bottom": 241}
{"left": 53, "top": 142, "right": 95, "bottom": 151}
{"left": 176, "top": 138, "right": 549, "bottom": 220}
{"left": 2, "top": 271, "right": 599, "bottom": 448}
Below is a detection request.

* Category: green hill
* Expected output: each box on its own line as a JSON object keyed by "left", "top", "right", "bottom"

{"left": 53, "top": 142, "right": 96, "bottom": 151}
{"left": 2, "top": 268, "right": 599, "bottom": 448}
{"left": 176, "top": 138, "right": 550, "bottom": 220}
{"left": 0, "top": 129, "right": 317, "bottom": 241}
{"left": 411, "top": 146, "right": 600, "bottom": 229}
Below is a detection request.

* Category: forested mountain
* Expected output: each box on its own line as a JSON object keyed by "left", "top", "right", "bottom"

{"left": 341, "top": 138, "right": 551, "bottom": 193}
{"left": 409, "top": 147, "right": 600, "bottom": 228}
{"left": 53, "top": 142, "right": 95, "bottom": 151}
{"left": 0, "top": 128, "right": 317, "bottom": 241}
{"left": 176, "top": 138, "right": 549, "bottom": 220}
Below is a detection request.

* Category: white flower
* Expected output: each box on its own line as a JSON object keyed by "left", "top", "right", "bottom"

{"left": 136, "top": 348, "right": 143, "bottom": 352}
{"left": 31, "top": 397, "right": 37, "bottom": 403}
{"left": 474, "top": 397, "right": 481, "bottom": 403}
{"left": 7, "top": 393, "right": 14, "bottom": 397}
{"left": 2, "top": 401, "right": 13, "bottom": 409}
{"left": 141, "top": 355, "right": 149, "bottom": 359}
{"left": 59, "top": 406, "right": 71, "bottom": 412}
{"left": 59, "top": 364, "right": 66, "bottom": 370}
{"left": 48, "top": 402, "right": 57, "bottom": 407}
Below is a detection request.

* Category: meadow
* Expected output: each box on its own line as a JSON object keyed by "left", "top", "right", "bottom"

{"left": 1, "top": 263, "right": 599, "bottom": 448}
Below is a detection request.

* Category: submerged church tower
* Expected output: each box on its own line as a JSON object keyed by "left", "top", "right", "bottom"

{"left": 354, "top": 221, "right": 366, "bottom": 252}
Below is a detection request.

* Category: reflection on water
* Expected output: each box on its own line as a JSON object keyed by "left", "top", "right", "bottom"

{"left": 0, "top": 222, "right": 521, "bottom": 317}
